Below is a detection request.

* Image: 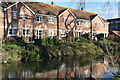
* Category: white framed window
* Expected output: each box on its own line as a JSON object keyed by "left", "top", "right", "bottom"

{"left": 68, "top": 18, "right": 71, "bottom": 24}
{"left": 22, "top": 12, "right": 25, "bottom": 20}
{"left": 77, "top": 20, "right": 81, "bottom": 26}
{"left": 36, "top": 16, "right": 43, "bottom": 23}
{"left": 63, "top": 17, "right": 66, "bottom": 23}
{"left": 118, "top": 21, "right": 120, "bottom": 23}
{"left": 98, "top": 22, "right": 100, "bottom": 27}
{"left": 93, "top": 32, "right": 96, "bottom": 37}
{"left": 9, "top": 28, "right": 17, "bottom": 36}
{"left": 116, "top": 25, "right": 118, "bottom": 28}
{"left": 85, "top": 70, "right": 89, "bottom": 78}
{"left": 95, "top": 21, "right": 97, "bottom": 27}
{"left": 77, "top": 32, "right": 82, "bottom": 37}
{"left": 61, "top": 29, "right": 66, "bottom": 37}
{"left": 104, "top": 24, "right": 107, "bottom": 28}
{"left": 37, "top": 30, "right": 43, "bottom": 39}
{"left": 13, "top": 11, "right": 17, "bottom": 19}
{"left": 49, "top": 17, "right": 54, "bottom": 24}
{"left": 110, "top": 21, "right": 114, "bottom": 24}
{"left": 23, "top": 29, "right": 30, "bottom": 36}
{"left": 49, "top": 30, "right": 54, "bottom": 38}
{"left": 115, "top": 21, "right": 118, "bottom": 23}
{"left": 85, "top": 21, "right": 89, "bottom": 27}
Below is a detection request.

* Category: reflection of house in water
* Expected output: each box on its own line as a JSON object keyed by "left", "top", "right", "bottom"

{"left": 35, "top": 60, "right": 109, "bottom": 79}
{"left": 8, "top": 72, "right": 17, "bottom": 78}
{"left": 22, "top": 70, "right": 31, "bottom": 78}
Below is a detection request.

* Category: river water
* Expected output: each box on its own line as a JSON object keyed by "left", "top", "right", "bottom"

{"left": 1, "top": 55, "right": 114, "bottom": 79}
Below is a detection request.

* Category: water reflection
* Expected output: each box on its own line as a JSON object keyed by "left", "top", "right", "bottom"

{"left": 2, "top": 55, "right": 109, "bottom": 79}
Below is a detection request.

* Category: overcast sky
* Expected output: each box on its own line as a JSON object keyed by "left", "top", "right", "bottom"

{"left": 34, "top": 0, "right": 119, "bottom": 20}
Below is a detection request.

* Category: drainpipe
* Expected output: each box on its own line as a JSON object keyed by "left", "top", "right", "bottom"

{"left": 57, "top": 16, "right": 59, "bottom": 39}
{"left": 90, "top": 17, "right": 93, "bottom": 40}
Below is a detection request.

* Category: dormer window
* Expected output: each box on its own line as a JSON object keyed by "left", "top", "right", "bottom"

{"left": 36, "top": 16, "right": 43, "bottom": 23}
{"left": 85, "top": 21, "right": 89, "bottom": 27}
{"left": 13, "top": 11, "right": 17, "bottom": 19}
{"left": 22, "top": 12, "right": 25, "bottom": 20}
{"left": 49, "top": 16, "right": 54, "bottom": 24}
{"left": 77, "top": 20, "right": 81, "bottom": 26}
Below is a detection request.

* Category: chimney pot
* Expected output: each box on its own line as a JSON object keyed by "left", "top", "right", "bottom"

{"left": 51, "top": 0, "right": 54, "bottom": 5}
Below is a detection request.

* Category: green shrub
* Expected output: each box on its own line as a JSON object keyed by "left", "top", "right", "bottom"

{"left": 114, "top": 36, "right": 120, "bottom": 42}
{"left": 78, "top": 37, "right": 92, "bottom": 43}
{"left": 54, "top": 39, "right": 59, "bottom": 45}
{"left": 82, "top": 33, "right": 91, "bottom": 40}
{"left": 96, "top": 33, "right": 104, "bottom": 40}
{"left": 48, "top": 38, "right": 54, "bottom": 45}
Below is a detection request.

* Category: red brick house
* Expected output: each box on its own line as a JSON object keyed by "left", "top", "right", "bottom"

{"left": 107, "top": 18, "right": 120, "bottom": 40}
{"left": 0, "top": 1, "right": 109, "bottom": 41}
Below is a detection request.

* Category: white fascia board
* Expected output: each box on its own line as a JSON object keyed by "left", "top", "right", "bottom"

{"left": 58, "top": 9, "right": 68, "bottom": 17}
{"left": 67, "top": 8, "right": 77, "bottom": 19}
{"left": 58, "top": 8, "right": 77, "bottom": 19}
{"left": 4, "top": 1, "right": 35, "bottom": 15}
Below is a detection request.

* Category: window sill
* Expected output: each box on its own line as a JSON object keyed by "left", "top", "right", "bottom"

{"left": 77, "top": 25, "right": 81, "bottom": 26}
{"left": 9, "top": 35, "right": 17, "bottom": 36}
{"left": 23, "top": 35, "right": 30, "bottom": 37}
{"left": 36, "top": 21, "right": 43, "bottom": 23}
{"left": 49, "top": 22, "right": 54, "bottom": 24}
{"left": 85, "top": 25, "right": 89, "bottom": 27}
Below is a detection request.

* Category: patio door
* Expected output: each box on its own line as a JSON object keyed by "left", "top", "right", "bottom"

{"left": 37, "top": 30, "right": 43, "bottom": 39}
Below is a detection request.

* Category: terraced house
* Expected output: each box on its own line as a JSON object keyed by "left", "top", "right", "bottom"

{"left": 0, "top": 1, "right": 109, "bottom": 41}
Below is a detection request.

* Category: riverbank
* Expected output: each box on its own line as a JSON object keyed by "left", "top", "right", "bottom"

{"left": 1, "top": 40, "right": 104, "bottom": 63}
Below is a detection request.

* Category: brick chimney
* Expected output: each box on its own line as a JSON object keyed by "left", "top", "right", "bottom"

{"left": 81, "top": 6, "right": 84, "bottom": 11}
{"left": 51, "top": 0, "right": 54, "bottom": 5}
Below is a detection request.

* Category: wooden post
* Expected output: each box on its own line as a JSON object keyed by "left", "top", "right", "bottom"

{"left": 90, "top": 60, "right": 93, "bottom": 79}
{"left": 0, "top": 31, "right": 2, "bottom": 80}
{"left": 0, "top": 32, "right": 2, "bottom": 51}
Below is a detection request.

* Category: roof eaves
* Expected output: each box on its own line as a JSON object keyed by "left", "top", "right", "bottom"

{"left": 4, "top": 1, "right": 35, "bottom": 15}
{"left": 67, "top": 8, "right": 77, "bottom": 19}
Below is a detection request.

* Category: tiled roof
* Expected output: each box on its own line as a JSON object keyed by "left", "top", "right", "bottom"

{"left": 112, "top": 31, "right": 120, "bottom": 37}
{"left": 25, "top": 2, "right": 67, "bottom": 16}
{"left": 100, "top": 17, "right": 109, "bottom": 23}
{"left": 107, "top": 18, "right": 120, "bottom": 21}
{"left": 2, "top": 1, "right": 108, "bottom": 22}
{"left": 69, "top": 8, "right": 97, "bottom": 20}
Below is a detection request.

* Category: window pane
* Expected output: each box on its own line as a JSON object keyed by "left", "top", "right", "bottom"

{"left": 69, "top": 19, "right": 71, "bottom": 24}
{"left": 95, "top": 22, "right": 97, "bottom": 27}
{"left": 22, "top": 12, "right": 25, "bottom": 20}
{"left": 13, "top": 12, "right": 17, "bottom": 19}
{"left": 23, "top": 29, "right": 25, "bottom": 35}
{"left": 37, "top": 30, "right": 38, "bottom": 35}
{"left": 13, "top": 29, "right": 17, "bottom": 34}
{"left": 77, "top": 21, "right": 81, "bottom": 26}
{"left": 98, "top": 23, "right": 100, "bottom": 27}
{"left": 49, "top": 17, "right": 54, "bottom": 23}
{"left": 36, "top": 16, "right": 39, "bottom": 21}
{"left": 39, "top": 16, "right": 43, "bottom": 22}
{"left": 63, "top": 18, "right": 66, "bottom": 23}
{"left": 9, "top": 29, "right": 12, "bottom": 35}
{"left": 27, "top": 30, "right": 30, "bottom": 35}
